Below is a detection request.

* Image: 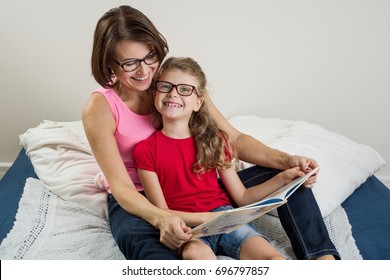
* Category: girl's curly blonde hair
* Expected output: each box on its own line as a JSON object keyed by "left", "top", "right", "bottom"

{"left": 150, "top": 57, "right": 236, "bottom": 175}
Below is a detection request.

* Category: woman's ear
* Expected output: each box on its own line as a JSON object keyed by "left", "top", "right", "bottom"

{"left": 108, "top": 66, "right": 115, "bottom": 76}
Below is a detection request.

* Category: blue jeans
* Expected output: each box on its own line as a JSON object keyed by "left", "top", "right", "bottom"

{"left": 235, "top": 166, "right": 340, "bottom": 260}
{"left": 108, "top": 166, "right": 340, "bottom": 260}
{"left": 108, "top": 193, "right": 178, "bottom": 260}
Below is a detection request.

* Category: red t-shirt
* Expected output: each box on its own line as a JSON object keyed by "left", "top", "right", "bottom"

{"left": 133, "top": 131, "right": 231, "bottom": 212}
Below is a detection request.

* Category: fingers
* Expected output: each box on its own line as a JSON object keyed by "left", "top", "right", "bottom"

{"left": 290, "top": 166, "right": 305, "bottom": 177}
{"left": 290, "top": 155, "right": 319, "bottom": 172}
{"left": 159, "top": 216, "right": 192, "bottom": 250}
{"left": 160, "top": 230, "right": 189, "bottom": 250}
{"left": 303, "top": 176, "right": 317, "bottom": 188}
{"left": 303, "top": 167, "right": 318, "bottom": 188}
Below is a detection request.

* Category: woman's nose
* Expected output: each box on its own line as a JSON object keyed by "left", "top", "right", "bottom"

{"left": 136, "top": 61, "right": 148, "bottom": 74}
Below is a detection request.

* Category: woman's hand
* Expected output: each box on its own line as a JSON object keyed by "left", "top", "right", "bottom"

{"left": 158, "top": 215, "right": 192, "bottom": 250}
{"left": 287, "top": 155, "right": 319, "bottom": 188}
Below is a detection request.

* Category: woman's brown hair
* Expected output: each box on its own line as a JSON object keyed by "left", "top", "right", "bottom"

{"left": 91, "top": 5, "right": 169, "bottom": 88}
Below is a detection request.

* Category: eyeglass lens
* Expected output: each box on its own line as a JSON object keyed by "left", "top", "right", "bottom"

{"left": 156, "top": 81, "right": 195, "bottom": 96}
{"left": 118, "top": 51, "right": 158, "bottom": 72}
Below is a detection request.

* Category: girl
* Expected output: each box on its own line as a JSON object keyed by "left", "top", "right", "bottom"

{"left": 134, "top": 57, "right": 300, "bottom": 259}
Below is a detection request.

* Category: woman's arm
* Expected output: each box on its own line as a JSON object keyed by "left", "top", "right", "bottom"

{"left": 204, "top": 93, "right": 289, "bottom": 168}
{"left": 137, "top": 169, "right": 220, "bottom": 227}
{"left": 82, "top": 93, "right": 191, "bottom": 249}
{"left": 204, "top": 93, "right": 319, "bottom": 185}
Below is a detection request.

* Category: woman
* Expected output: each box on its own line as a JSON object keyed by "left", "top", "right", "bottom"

{"left": 82, "top": 5, "right": 340, "bottom": 260}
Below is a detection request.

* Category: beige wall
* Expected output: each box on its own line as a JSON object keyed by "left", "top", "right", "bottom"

{"left": 0, "top": 0, "right": 389, "bottom": 179}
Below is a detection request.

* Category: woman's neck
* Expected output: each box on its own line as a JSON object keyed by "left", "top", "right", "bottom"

{"left": 115, "top": 84, "right": 153, "bottom": 115}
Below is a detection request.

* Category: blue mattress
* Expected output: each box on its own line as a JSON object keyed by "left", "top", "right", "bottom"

{"left": 1, "top": 149, "right": 389, "bottom": 259}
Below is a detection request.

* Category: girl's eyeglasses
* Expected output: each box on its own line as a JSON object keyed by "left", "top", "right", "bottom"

{"left": 156, "top": 81, "right": 198, "bottom": 96}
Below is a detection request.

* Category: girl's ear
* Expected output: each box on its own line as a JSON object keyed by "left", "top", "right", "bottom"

{"left": 193, "top": 97, "right": 203, "bottom": 112}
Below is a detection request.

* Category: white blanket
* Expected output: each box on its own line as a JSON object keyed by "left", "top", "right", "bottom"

{"left": 0, "top": 178, "right": 361, "bottom": 260}
{"left": 0, "top": 178, "right": 124, "bottom": 260}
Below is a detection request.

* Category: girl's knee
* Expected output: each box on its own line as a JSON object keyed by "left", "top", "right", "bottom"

{"left": 240, "top": 236, "right": 285, "bottom": 260}
{"left": 180, "top": 240, "right": 217, "bottom": 260}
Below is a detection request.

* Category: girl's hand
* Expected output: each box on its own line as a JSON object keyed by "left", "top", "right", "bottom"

{"left": 277, "top": 165, "right": 318, "bottom": 188}
{"left": 276, "top": 167, "right": 305, "bottom": 185}
{"left": 206, "top": 211, "right": 224, "bottom": 222}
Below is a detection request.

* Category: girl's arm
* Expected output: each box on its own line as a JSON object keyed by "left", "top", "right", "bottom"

{"left": 137, "top": 169, "right": 221, "bottom": 227}
{"left": 218, "top": 165, "right": 306, "bottom": 207}
{"left": 82, "top": 93, "right": 191, "bottom": 249}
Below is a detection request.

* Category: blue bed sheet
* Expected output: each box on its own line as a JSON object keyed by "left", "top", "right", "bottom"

{"left": 0, "top": 149, "right": 37, "bottom": 242}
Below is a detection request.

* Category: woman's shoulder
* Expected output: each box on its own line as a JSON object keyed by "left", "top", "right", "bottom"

{"left": 82, "top": 89, "right": 117, "bottom": 134}
{"left": 90, "top": 87, "right": 117, "bottom": 103}
{"left": 83, "top": 90, "right": 111, "bottom": 116}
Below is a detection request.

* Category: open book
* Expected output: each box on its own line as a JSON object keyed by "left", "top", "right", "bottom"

{"left": 189, "top": 167, "right": 319, "bottom": 238}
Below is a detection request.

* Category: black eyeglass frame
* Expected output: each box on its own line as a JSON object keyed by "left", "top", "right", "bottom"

{"left": 155, "top": 81, "right": 198, "bottom": 96}
{"left": 114, "top": 50, "right": 159, "bottom": 72}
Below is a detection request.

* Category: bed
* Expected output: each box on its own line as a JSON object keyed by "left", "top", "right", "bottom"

{"left": 0, "top": 116, "right": 389, "bottom": 260}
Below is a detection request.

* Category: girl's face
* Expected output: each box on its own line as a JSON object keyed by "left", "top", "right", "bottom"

{"left": 111, "top": 40, "right": 159, "bottom": 93}
{"left": 154, "top": 69, "right": 202, "bottom": 122}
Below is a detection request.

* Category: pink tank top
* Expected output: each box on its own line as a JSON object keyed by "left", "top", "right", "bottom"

{"left": 96, "top": 87, "right": 155, "bottom": 192}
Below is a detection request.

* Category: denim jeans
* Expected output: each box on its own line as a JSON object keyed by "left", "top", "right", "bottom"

{"left": 108, "top": 194, "right": 179, "bottom": 260}
{"left": 108, "top": 165, "right": 340, "bottom": 260}
{"left": 235, "top": 166, "right": 340, "bottom": 260}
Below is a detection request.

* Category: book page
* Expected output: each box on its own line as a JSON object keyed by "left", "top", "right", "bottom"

{"left": 189, "top": 202, "right": 282, "bottom": 238}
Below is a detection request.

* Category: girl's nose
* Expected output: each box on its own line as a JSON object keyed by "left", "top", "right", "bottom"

{"left": 167, "top": 88, "right": 179, "bottom": 97}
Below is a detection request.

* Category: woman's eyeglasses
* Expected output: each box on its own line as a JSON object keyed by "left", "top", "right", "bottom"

{"left": 115, "top": 51, "right": 159, "bottom": 72}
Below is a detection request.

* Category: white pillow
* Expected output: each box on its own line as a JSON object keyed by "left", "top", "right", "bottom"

{"left": 229, "top": 115, "right": 386, "bottom": 217}
{"left": 19, "top": 120, "right": 108, "bottom": 219}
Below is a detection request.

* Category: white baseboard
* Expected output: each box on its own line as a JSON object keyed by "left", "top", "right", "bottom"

{"left": 0, "top": 162, "right": 12, "bottom": 180}
{"left": 377, "top": 175, "right": 390, "bottom": 190}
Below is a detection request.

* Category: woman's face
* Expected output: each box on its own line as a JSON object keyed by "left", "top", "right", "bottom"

{"left": 111, "top": 40, "right": 159, "bottom": 92}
